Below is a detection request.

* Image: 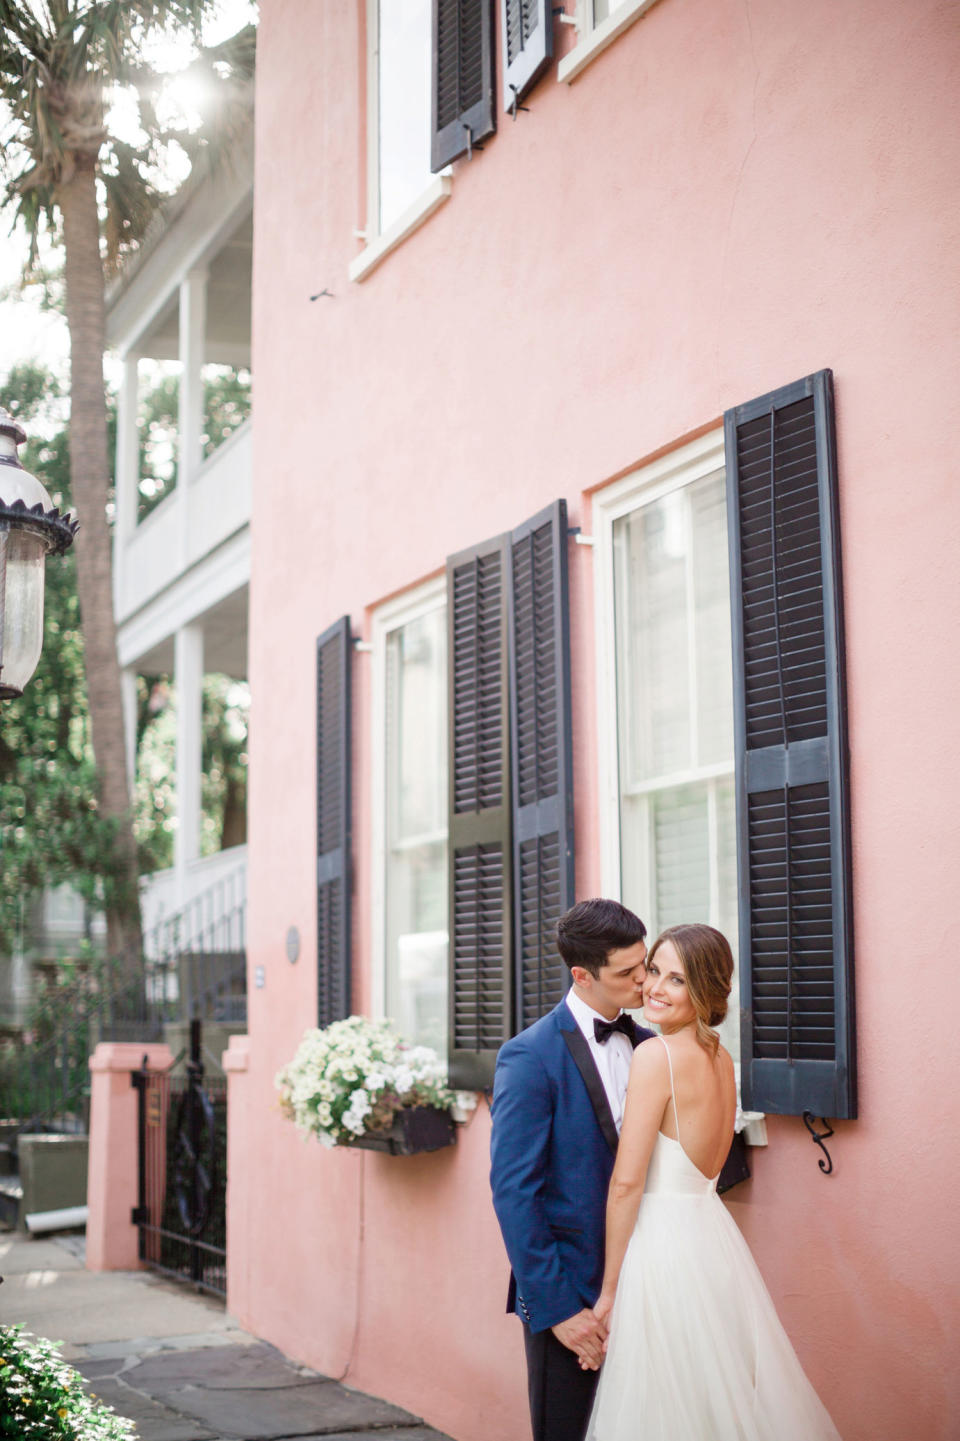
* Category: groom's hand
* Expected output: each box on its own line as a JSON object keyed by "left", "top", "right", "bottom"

{"left": 551, "top": 1308, "right": 607, "bottom": 1370}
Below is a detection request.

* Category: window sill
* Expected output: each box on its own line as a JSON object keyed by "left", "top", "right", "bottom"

{"left": 557, "top": 0, "right": 662, "bottom": 85}
{"left": 349, "top": 175, "right": 452, "bottom": 283}
{"left": 738, "top": 1112, "right": 768, "bottom": 1146}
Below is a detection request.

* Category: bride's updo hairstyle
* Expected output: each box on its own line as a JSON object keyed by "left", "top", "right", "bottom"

{"left": 648, "top": 924, "right": 734, "bottom": 1056}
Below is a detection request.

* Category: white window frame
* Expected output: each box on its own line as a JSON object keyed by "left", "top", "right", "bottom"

{"left": 558, "top": 0, "right": 663, "bottom": 86}
{"left": 593, "top": 428, "right": 726, "bottom": 897}
{"left": 351, "top": 0, "right": 452, "bottom": 284}
{"left": 370, "top": 573, "right": 448, "bottom": 1025}
{"left": 593, "top": 428, "right": 766, "bottom": 1138}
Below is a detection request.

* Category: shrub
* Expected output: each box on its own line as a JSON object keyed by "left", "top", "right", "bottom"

{"left": 0, "top": 1325, "right": 137, "bottom": 1439}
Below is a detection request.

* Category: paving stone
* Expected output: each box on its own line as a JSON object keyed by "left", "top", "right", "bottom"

{"left": 0, "top": 1232, "right": 83, "bottom": 1273}
{"left": 82, "top": 1329, "right": 253, "bottom": 1361}
{"left": 140, "top": 1378, "right": 418, "bottom": 1440}
{"left": 77, "top": 1356, "right": 137, "bottom": 1381}
{"left": 79, "top": 1376, "right": 216, "bottom": 1441}
{"left": 128, "top": 1340, "right": 321, "bottom": 1390}
{"left": 269, "top": 1432, "right": 453, "bottom": 1441}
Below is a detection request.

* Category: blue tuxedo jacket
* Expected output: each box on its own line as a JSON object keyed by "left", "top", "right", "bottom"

{"left": 489, "top": 999, "right": 655, "bottom": 1334}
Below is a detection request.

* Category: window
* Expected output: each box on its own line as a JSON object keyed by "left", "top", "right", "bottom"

{"left": 595, "top": 432, "right": 741, "bottom": 1062}
{"left": 557, "top": 0, "right": 662, "bottom": 86}
{"left": 373, "top": 580, "right": 449, "bottom": 1052}
{"left": 353, "top": 0, "right": 496, "bottom": 280}
{"left": 375, "top": 0, "right": 434, "bottom": 233}
{"left": 353, "top": 0, "right": 449, "bottom": 282}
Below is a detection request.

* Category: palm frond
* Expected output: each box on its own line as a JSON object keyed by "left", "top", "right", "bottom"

{"left": 0, "top": 0, "right": 255, "bottom": 272}
{"left": 99, "top": 137, "right": 166, "bottom": 269}
{"left": 168, "top": 23, "right": 256, "bottom": 177}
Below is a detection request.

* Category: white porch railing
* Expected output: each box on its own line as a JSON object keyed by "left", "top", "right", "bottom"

{"left": 116, "top": 420, "right": 252, "bottom": 624}
{"left": 140, "top": 845, "right": 247, "bottom": 952}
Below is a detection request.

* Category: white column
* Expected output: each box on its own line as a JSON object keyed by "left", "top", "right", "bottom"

{"left": 177, "top": 269, "right": 207, "bottom": 564}
{"left": 120, "top": 667, "right": 139, "bottom": 792}
{"left": 113, "top": 354, "right": 139, "bottom": 614}
{"left": 174, "top": 624, "right": 204, "bottom": 889}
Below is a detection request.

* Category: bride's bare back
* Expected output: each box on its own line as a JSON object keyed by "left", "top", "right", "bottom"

{"left": 656, "top": 1032, "right": 736, "bottom": 1180}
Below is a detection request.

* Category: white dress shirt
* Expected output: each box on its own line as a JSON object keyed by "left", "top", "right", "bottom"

{"left": 565, "top": 988, "right": 634, "bottom": 1134}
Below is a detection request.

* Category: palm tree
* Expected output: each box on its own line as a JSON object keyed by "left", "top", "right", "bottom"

{"left": 0, "top": 2, "right": 255, "bottom": 979}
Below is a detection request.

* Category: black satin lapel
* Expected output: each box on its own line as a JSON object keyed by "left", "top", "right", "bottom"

{"left": 561, "top": 1027, "right": 619, "bottom": 1157}
{"left": 628, "top": 1018, "right": 656, "bottom": 1049}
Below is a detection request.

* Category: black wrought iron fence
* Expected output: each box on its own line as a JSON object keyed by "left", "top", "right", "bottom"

{"left": 133, "top": 1021, "right": 227, "bottom": 1297}
{"left": 0, "top": 873, "right": 246, "bottom": 1135}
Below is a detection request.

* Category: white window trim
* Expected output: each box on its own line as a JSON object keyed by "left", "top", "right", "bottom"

{"left": 558, "top": 0, "right": 663, "bottom": 85}
{"left": 593, "top": 428, "right": 726, "bottom": 899}
{"left": 369, "top": 574, "right": 447, "bottom": 1025}
{"left": 592, "top": 428, "right": 766, "bottom": 1140}
{"left": 351, "top": 0, "right": 452, "bottom": 284}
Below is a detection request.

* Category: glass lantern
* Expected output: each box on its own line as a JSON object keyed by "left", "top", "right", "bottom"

{"left": 0, "top": 409, "right": 78, "bottom": 700}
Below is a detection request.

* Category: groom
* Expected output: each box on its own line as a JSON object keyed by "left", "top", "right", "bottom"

{"left": 490, "top": 899, "right": 653, "bottom": 1441}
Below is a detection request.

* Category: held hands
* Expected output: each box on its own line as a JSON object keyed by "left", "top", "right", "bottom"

{"left": 551, "top": 1307, "right": 609, "bottom": 1371}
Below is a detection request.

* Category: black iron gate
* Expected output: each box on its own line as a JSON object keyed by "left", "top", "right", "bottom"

{"left": 132, "top": 1019, "right": 228, "bottom": 1297}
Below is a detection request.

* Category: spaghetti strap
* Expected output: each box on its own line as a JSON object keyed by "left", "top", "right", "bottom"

{"left": 657, "top": 1034, "right": 680, "bottom": 1142}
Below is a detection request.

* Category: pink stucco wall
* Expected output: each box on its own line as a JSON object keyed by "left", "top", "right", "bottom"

{"left": 238, "top": 2, "right": 960, "bottom": 1438}
{"left": 87, "top": 1043, "right": 174, "bottom": 1271}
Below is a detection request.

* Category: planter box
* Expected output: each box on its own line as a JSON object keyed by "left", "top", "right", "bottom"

{"left": 347, "top": 1105, "right": 456, "bottom": 1156}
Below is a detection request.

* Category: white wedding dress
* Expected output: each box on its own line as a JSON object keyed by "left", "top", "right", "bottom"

{"left": 587, "top": 1038, "right": 842, "bottom": 1441}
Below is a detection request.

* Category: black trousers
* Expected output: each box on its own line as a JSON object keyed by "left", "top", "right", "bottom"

{"left": 523, "top": 1323, "right": 600, "bottom": 1441}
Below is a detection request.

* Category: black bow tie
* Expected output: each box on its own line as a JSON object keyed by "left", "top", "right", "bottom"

{"left": 594, "top": 1014, "right": 634, "bottom": 1046}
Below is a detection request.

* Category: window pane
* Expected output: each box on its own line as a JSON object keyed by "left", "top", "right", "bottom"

{"left": 613, "top": 466, "right": 740, "bottom": 1061}
{"left": 378, "top": 0, "right": 433, "bottom": 233}
{"left": 385, "top": 606, "right": 448, "bottom": 1052}
{"left": 690, "top": 473, "right": 734, "bottom": 765}
{"left": 615, "top": 493, "right": 691, "bottom": 785}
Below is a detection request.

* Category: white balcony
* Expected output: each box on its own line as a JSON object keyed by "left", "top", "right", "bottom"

{"left": 116, "top": 418, "right": 251, "bottom": 625}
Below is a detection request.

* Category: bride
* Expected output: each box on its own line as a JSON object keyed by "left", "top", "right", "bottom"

{"left": 585, "top": 923, "right": 842, "bottom": 1441}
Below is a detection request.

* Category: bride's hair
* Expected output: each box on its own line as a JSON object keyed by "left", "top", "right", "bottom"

{"left": 649, "top": 924, "right": 734, "bottom": 1056}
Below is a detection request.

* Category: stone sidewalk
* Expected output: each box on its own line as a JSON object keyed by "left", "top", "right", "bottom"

{"left": 0, "top": 1229, "right": 453, "bottom": 1441}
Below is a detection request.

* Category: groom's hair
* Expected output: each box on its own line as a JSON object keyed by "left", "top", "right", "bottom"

{"left": 556, "top": 899, "right": 647, "bottom": 978}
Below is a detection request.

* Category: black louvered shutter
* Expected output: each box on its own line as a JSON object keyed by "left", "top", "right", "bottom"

{"left": 446, "top": 534, "right": 513, "bottom": 1089}
{"left": 501, "top": 0, "right": 553, "bottom": 113}
{"left": 725, "top": 369, "right": 855, "bottom": 1120}
{"left": 316, "top": 617, "right": 352, "bottom": 1028}
{"left": 509, "top": 501, "right": 575, "bottom": 1031}
{"left": 431, "top": 0, "right": 496, "bottom": 171}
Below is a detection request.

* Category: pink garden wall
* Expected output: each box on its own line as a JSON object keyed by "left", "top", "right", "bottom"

{"left": 233, "top": 1, "right": 960, "bottom": 1438}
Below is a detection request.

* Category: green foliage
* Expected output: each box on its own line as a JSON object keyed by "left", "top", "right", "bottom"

{"left": 200, "top": 672, "right": 249, "bottom": 854}
{"left": 0, "top": 365, "right": 248, "bottom": 943}
{"left": 134, "top": 672, "right": 248, "bottom": 872}
{"left": 137, "top": 372, "right": 178, "bottom": 521}
{"left": 136, "top": 365, "right": 251, "bottom": 522}
{"left": 203, "top": 365, "right": 251, "bottom": 456}
{"left": 0, "top": 0, "right": 256, "bottom": 273}
{"left": 0, "top": 366, "right": 134, "bottom": 955}
{"left": 0, "top": 1325, "right": 137, "bottom": 1439}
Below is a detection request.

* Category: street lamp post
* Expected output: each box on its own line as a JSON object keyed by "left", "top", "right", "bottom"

{"left": 0, "top": 407, "right": 79, "bottom": 700}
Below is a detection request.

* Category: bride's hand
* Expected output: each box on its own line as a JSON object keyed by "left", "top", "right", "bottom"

{"left": 593, "top": 1290, "right": 615, "bottom": 1330}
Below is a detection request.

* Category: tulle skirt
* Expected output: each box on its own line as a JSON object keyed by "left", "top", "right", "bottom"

{"left": 586, "top": 1188, "right": 842, "bottom": 1441}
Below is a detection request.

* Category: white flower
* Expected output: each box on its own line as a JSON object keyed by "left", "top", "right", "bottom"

{"left": 276, "top": 1015, "right": 454, "bottom": 1146}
